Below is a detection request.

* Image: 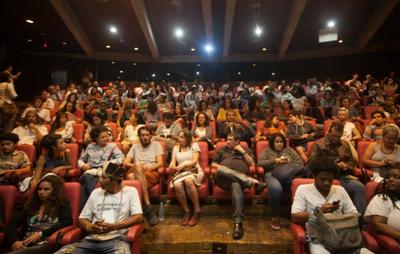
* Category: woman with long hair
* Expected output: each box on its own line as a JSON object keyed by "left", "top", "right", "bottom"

{"left": 255, "top": 114, "right": 286, "bottom": 142}
{"left": 192, "top": 112, "right": 213, "bottom": 149}
{"left": 195, "top": 100, "right": 215, "bottom": 121}
{"left": 50, "top": 112, "right": 75, "bottom": 143}
{"left": 120, "top": 113, "right": 145, "bottom": 155}
{"left": 169, "top": 130, "right": 204, "bottom": 226}
{"left": 216, "top": 97, "right": 242, "bottom": 121}
{"left": 364, "top": 167, "right": 400, "bottom": 241}
{"left": 4, "top": 174, "right": 72, "bottom": 254}
{"left": 277, "top": 100, "right": 294, "bottom": 123}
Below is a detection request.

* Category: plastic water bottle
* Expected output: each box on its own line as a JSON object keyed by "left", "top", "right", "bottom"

{"left": 158, "top": 201, "right": 165, "bottom": 222}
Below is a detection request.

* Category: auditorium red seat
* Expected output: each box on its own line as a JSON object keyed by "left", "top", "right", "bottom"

{"left": 357, "top": 141, "right": 374, "bottom": 178}
{"left": 364, "top": 106, "right": 383, "bottom": 119}
{"left": 61, "top": 181, "right": 144, "bottom": 254}
{"left": 167, "top": 141, "right": 209, "bottom": 200}
{"left": 72, "top": 123, "right": 85, "bottom": 144}
{"left": 65, "top": 143, "right": 81, "bottom": 178}
{"left": 149, "top": 141, "right": 166, "bottom": 198}
{"left": 0, "top": 185, "right": 18, "bottom": 248}
{"left": 16, "top": 144, "right": 37, "bottom": 164}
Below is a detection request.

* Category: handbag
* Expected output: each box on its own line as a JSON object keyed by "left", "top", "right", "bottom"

{"left": 306, "top": 207, "right": 363, "bottom": 253}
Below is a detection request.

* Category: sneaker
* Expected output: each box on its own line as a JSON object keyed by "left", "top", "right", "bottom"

{"left": 144, "top": 204, "right": 159, "bottom": 226}
{"left": 270, "top": 217, "right": 281, "bottom": 231}
{"left": 181, "top": 211, "right": 191, "bottom": 226}
{"left": 188, "top": 211, "right": 201, "bottom": 226}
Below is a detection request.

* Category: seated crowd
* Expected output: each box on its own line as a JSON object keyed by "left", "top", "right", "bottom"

{"left": 0, "top": 71, "right": 400, "bottom": 253}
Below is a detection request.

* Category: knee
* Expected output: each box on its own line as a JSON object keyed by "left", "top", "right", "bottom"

{"left": 184, "top": 178, "right": 195, "bottom": 188}
{"left": 174, "top": 183, "right": 184, "bottom": 192}
{"left": 231, "top": 182, "right": 241, "bottom": 191}
{"left": 126, "top": 172, "right": 135, "bottom": 180}
{"left": 81, "top": 173, "right": 93, "bottom": 183}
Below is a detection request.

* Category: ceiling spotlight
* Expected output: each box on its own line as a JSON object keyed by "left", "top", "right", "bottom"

{"left": 204, "top": 44, "right": 214, "bottom": 53}
{"left": 327, "top": 20, "right": 336, "bottom": 28}
{"left": 197, "top": 64, "right": 200, "bottom": 67}
{"left": 106, "top": 45, "right": 111, "bottom": 48}
{"left": 133, "top": 47, "right": 139, "bottom": 51}
{"left": 117, "top": 76, "right": 121, "bottom": 79}
{"left": 262, "top": 48, "right": 267, "bottom": 51}
{"left": 152, "top": 73, "right": 156, "bottom": 77}
{"left": 190, "top": 48, "right": 196, "bottom": 52}
{"left": 252, "top": 63, "right": 256, "bottom": 67}
{"left": 166, "top": 73, "right": 170, "bottom": 76}
{"left": 133, "top": 63, "right": 137, "bottom": 65}
{"left": 237, "top": 72, "right": 241, "bottom": 75}
{"left": 27, "top": 38, "right": 33, "bottom": 42}
{"left": 26, "top": 19, "right": 34, "bottom": 24}
{"left": 62, "top": 41, "right": 67, "bottom": 45}
{"left": 174, "top": 27, "right": 184, "bottom": 38}
{"left": 109, "top": 26, "right": 118, "bottom": 34}
{"left": 196, "top": 71, "right": 200, "bottom": 75}
{"left": 120, "top": 70, "right": 124, "bottom": 73}
{"left": 254, "top": 25, "right": 262, "bottom": 37}
{"left": 338, "top": 39, "right": 343, "bottom": 43}
{"left": 111, "top": 61, "right": 115, "bottom": 64}
{"left": 272, "top": 72, "right": 276, "bottom": 76}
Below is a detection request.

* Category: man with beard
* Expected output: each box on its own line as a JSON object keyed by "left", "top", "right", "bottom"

{"left": 123, "top": 126, "right": 163, "bottom": 226}
{"left": 12, "top": 110, "right": 48, "bottom": 145}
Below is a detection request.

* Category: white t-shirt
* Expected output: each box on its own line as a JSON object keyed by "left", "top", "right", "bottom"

{"left": 127, "top": 141, "right": 163, "bottom": 165}
{"left": 364, "top": 194, "right": 400, "bottom": 231}
{"left": 80, "top": 186, "right": 142, "bottom": 240}
{"left": 341, "top": 121, "right": 356, "bottom": 143}
{"left": 291, "top": 183, "right": 358, "bottom": 214}
{"left": 122, "top": 124, "right": 145, "bottom": 142}
{"left": 43, "top": 98, "right": 55, "bottom": 110}
{"left": 12, "top": 125, "right": 48, "bottom": 145}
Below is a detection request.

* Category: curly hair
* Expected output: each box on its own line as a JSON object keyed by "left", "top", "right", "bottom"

{"left": 25, "top": 174, "right": 66, "bottom": 218}
{"left": 375, "top": 168, "right": 400, "bottom": 210}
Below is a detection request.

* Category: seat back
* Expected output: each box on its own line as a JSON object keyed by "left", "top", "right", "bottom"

{"left": 291, "top": 178, "right": 341, "bottom": 200}
{"left": 364, "top": 106, "right": 383, "bottom": 119}
{"left": 16, "top": 144, "right": 37, "bottom": 164}
{"left": 256, "top": 120, "right": 265, "bottom": 133}
{"left": 255, "top": 141, "right": 269, "bottom": 159}
{"left": 63, "top": 182, "right": 81, "bottom": 226}
{"left": 365, "top": 181, "right": 379, "bottom": 205}
{"left": 65, "top": 143, "right": 79, "bottom": 169}
{"left": 72, "top": 123, "right": 85, "bottom": 143}
{"left": 122, "top": 180, "right": 143, "bottom": 201}
{"left": 306, "top": 141, "right": 315, "bottom": 157}
{"left": 196, "top": 141, "right": 209, "bottom": 169}
{"left": 107, "top": 122, "right": 118, "bottom": 141}
{"left": 0, "top": 185, "right": 18, "bottom": 226}
{"left": 323, "top": 119, "right": 332, "bottom": 134}
{"left": 358, "top": 141, "right": 373, "bottom": 168}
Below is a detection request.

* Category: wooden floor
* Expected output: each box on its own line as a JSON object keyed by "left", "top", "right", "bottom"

{"left": 140, "top": 203, "right": 294, "bottom": 254}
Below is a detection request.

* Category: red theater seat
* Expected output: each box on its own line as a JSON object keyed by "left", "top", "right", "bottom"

{"left": 0, "top": 185, "right": 18, "bottom": 248}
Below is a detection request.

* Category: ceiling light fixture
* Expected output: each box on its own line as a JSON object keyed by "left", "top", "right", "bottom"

{"left": 204, "top": 44, "right": 214, "bottom": 53}
{"left": 190, "top": 48, "right": 196, "bottom": 52}
{"left": 166, "top": 73, "right": 170, "bottom": 76}
{"left": 111, "top": 61, "right": 115, "bottom": 64}
{"left": 327, "top": 20, "right": 336, "bottom": 28}
{"left": 109, "top": 26, "right": 118, "bottom": 34}
{"left": 62, "top": 41, "right": 67, "bottom": 45}
{"left": 133, "top": 47, "right": 139, "bottom": 51}
{"left": 133, "top": 63, "right": 137, "bottom": 65}
{"left": 254, "top": 25, "right": 262, "bottom": 37}
{"left": 338, "top": 39, "right": 343, "bottom": 43}
{"left": 27, "top": 38, "right": 33, "bottom": 42}
{"left": 197, "top": 64, "right": 200, "bottom": 67}
{"left": 196, "top": 71, "right": 200, "bottom": 75}
{"left": 152, "top": 73, "right": 156, "bottom": 77}
{"left": 106, "top": 45, "right": 111, "bottom": 48}
{"left": 237, "top": 72, "right": 241, "bottom": 75}
{"left": 272, "top": 72, "right": 276, "bottom": 76}
{"left": 174, "top": 27, "right": 184, "bottom": 38}
{"left": 252, "top": 63, "right": 256, "bottom": 67}
{"left": 26, "top": 19, "right": 34, "bottom": 24}
{"left": 262, "top": 48, "right": 267, "bottom": 51}
{"left": 120, "top": 70, "right": 124, "bottom": 73}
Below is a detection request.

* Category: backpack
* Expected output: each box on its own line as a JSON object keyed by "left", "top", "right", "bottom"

{"left": 306, "top": 207, "right": 363, "bottom": 253}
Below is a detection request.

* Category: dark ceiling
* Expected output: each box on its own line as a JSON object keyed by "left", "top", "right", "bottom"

{"left": 1, "top": 0, "right": 400, "bottom": 63}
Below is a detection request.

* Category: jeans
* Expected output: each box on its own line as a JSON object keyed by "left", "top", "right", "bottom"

{"left": 55, "top": 238, "right": 130, "bottom": 254}
{"left": 215, "top": 165, "right": 250, "bottom": 223}
{"left": 80, "top": 173, "right": 98, "bottom": 209}
{"left": 339, "top": 177, "right": 366, "bottom": 214}
{"left": 264, "top": 172, "right": 286, "bottom": 217}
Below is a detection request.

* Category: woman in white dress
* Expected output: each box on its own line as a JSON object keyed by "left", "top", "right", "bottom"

{"left": 169, "top": 130, "right": 204, "bottom": 226}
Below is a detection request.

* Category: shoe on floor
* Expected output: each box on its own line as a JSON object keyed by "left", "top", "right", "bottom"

{"left": 188, "top": 211, "right": 201, "bottom": 226}
{"left": 233, "top": 222, "right": 244, "bottom": 239}
{"left": 181, "top": 211, "right": 191, "bottom": 226}
{"left": 144, "top": 204, "right": 159, "bottom": 226}
{"left": 270, "top": 217, "right": 281, "bottom": 231}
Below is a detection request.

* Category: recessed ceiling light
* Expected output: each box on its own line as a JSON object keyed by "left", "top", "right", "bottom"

{"left": 133, "top": 47, "right": 139, "bottom": 51}
{"left": 338, "top": 39, "right": 343, "bottom": 43}
{"left": 197, "top": 64, "right": 200, "bottom": 67}
{"left": 174, "top": 27, "right": 184, "bottom": 38}
{"left": 196, "top": 71, "right": 200, "bottom": 75}
{"left": 254, "top": 25, "right": 262, "bottom": 37}
{"left": 190, "top": 48, "right": 196, "bottom": 52}
{"left": 27, "top": 38, "right": 33, "bottom": 42}
{"left": 106, "top": 45, "right": 111, "bottom": 48}
{"left": 327, "top": 20, "right": 336, "bottom": 28}
{"left": 204, "top": 44, "right": 214, "bottom": 53}
{"left": 111, "top": 61, "right": 115, "bottom": 64}
{"left": 166, "top": 73, "right": 170, "bottom": 76}
{"left": 262, "top": 48, "right": 267, "bottom": 51}
{"left": 120, "top": 70, "right": 124, "bottom": 73}
{"left": 117, "top": 76, "right": 121, "bottom": 79}
{"left": 133, "top": 63, "right": 137, "bottom": 65}
{"left": 26, "top": 19, "right": 34, "bottom": 24}
{"left": 237, "top": 72, "right": 241, "bottom": 75}
{"left": 152, "top": 73, "right": 156, "bottom": 77}
{"left": 109, "top": 26, "right": 118, "bottom": 34}
{"left": 62, "top": 41, "right": 68, "bottom": 45}
{"left": 272, "top": 72, "right": 276, "bottom": 76}
{"left": 252, "top": 63, "right": 256, "bottom": 67}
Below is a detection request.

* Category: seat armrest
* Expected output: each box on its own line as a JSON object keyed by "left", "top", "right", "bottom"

{"left": 157, "top": 167, "right": 165, "bottom": 175}
{"left": 61, "top": 227, "right": 83, "bottom": 246}
{"left": 257, "top": 166, "right": 264, "bottom": 176}
{"left": 361, "top": 231, "right": 379, "bottom": 253}
{"left": 126, "top": 224, "right": 144, "bottom": 242}
{"left": 249, "top": 165, "right": 256, "bottom": 174}
{"left": 47, "top": 226, "right": 76, "bottom": 246}
{"left": 290, "top": 223, "right": 306, "bottom": 243}
{"left": 203, "top": 167, "right": 210, "bottom": 175}
{"left": 376, "top": 233, "right": 400, "bottom": 252}
{"left": 210, "top": 167, "right": 217, "bottom": 175}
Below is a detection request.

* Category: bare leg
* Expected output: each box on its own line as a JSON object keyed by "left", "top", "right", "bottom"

{"left": 184, "top": 178, "right": 201, "bottom": 212}
{"left": 132, "top": 165, "right": 150, "bottom": 205}
{"left": 296, "top": 146, "right": 308, "bottom": 164}
{"left": 174, "top": 181, "right": 189, "bottom": 212}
